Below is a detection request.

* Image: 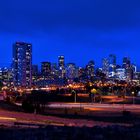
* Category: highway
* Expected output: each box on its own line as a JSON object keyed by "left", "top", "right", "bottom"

{"left": 48, "top": 102, "right": 140, "bottom": 112}
{"left": 0, "top": 102, "right": 139, "bottom": 127}
{"left": 0, "top": 108, "right": 128, "bottom": 128}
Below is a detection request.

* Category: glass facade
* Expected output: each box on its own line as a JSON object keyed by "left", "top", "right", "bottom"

{"left": 13, "top": 42, "right": 32, "bottom": 87}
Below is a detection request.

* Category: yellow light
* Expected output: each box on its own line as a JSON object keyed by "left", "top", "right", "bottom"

{"left": 132, "top": 92, "right": 135, "bottom": 95}
{"left": 91, "top": 88, "right": 97, "bottom": 94}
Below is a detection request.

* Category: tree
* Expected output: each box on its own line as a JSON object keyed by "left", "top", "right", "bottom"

{"left": 90, "top": 88, "right": 97, "bottom": 102}
{"left": 22, "top": 90, "right": 49, "bottom": 114}
{"left": 0, "top": 81, "right": 3, "bottom": 91}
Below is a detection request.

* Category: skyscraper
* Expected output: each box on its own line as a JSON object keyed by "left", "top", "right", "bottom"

{"left": 122, "top": 57, "right": 130, "bottom": 69}
{"left": 58, "top": 56, "right": 65, "bottom": 78}
{"left": 32, "top": 65, "right": 39, "bottom": 86}
{"left": 51, "top": 63, "right": 59, "bottom": 77}
{"left": 116, "top": 68, "right": 126, "bottom": 80}
{"left": 13, "top": 42, "right": 32, "bottom": 87}
{"left": 32, "top": 65, "right": 38, "bottom": 76}
{"left": 122, "top": 57, "right": 134, "bottom": 80}
{"left": 66, "top": 63, "right": 77, "bottom": 80}
{"left": 41, "top": 62, "right": 51, "bottom": 75}
{"left": 58, "top": 55, "right": 65, "bottom": 68}
{"left": 86, "top": 60, "right": 95, "bottom": 79}
{"left": 78, "top": 67, "right": 87, "bottom": 82}
{"left": 108, "top": 54, "right": 116, "bottom": 78}
{"left": 102, "top": 58, "right": 109, "bottom": 77}
{"left": 132, "top": 64, "right": 137, "bottom": 73}
{"left": 0, "top": 67, "right": 13, "bottom": 86}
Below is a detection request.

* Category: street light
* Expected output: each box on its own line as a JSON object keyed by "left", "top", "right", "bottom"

{"left": 72, "top": 90, "right": 76, "bottom": 103}
{"left": 91, "top": 88, "right": 97, "bottom": 103}
{"left": 132, "top": 91, "right": 135, "bottom": 105}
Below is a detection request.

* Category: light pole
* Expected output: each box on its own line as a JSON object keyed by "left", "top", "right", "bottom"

{"left": 122, "top": 86, "right": 126, "bottom": 112}
{"left": 132, "top": 91, "right": 135, "bottom": 105}
{"left": 74, "top": 91, "right": 76, "bottom": 103}
{"left": 91, "top": 88, "right": 97, "bottom": 103}
{"left": 72, "top": 90, "right": 76, "bottom": 103}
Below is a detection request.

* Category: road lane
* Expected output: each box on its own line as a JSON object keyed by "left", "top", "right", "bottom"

{"left": 48, "top": 102, "right": 140, "bottom": 111}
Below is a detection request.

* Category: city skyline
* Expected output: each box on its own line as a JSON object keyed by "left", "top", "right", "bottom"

{"left": 0, "top": 46, "right": 138, "bottom": 70}
{"left": 1, "top": 41, "right": 138, "bottom": 88}
{"left": 0, "top": 0, "right": 140, "bottom": 68}
{"left": 0, "top": 42, "right": 138, "bottom": 70}
{"left": 1, "top": 0, "right": 140, "bottom": 137}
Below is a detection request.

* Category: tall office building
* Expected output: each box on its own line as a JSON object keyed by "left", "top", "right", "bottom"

{"left": 58, "top": 56, "right": 65, "bottom": 78}
{"left": 122, "top": 57, "right": 134, "bottom": 80}
{"left": 41, "top": 62, "right": 51, "bottom": 75}
{"left": 132, "top": 64, "right": 137, "bottom": 80}
{"left": 78, "top": 67, "right": 87, "bottom": 81}
{"left": 86, "top": 60, "right": 95, "bottom": 79}
{"left": 32, "top": 65, "right": 38, "bottom": 76}
{"left": 0, "top": 67, "right": 13, "bottom": 86}
{"left": 122, "top": 57, "right": 130, "bottom": 69}
{"left": 13, "top": 42, "right": 32, "bottom": 87}
{"left": 32, "top": 65, "right": 39, "bottom": 85}
{"left": 132, "top": 64, "right": 137, "bottom": 73}
{"left": 51, "top": 63, "right": 59, "bottom": 77}
{"left": 102, "top": 58, "right": 109, "bottom": 77}
{"left": 108, "top": 54, "right": 116, "bottom": 78}
{"left": 126, "top": 66, "right": 134, "bottom": 80}
{"left": 116, "top": 68, "right": 126, "bottom": 80}
{"left": 58, "top": 56, "right": 65, "bottom": 68}
{"left": 66, "top": 63, "right": 77, "bottom": 79}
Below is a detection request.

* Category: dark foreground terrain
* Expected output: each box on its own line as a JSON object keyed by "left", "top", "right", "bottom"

{"left": 0, "top": 125, "right": 140, "bottom": 140}
{"left": 0, "top": 100, "right": 140, "bottom": 139}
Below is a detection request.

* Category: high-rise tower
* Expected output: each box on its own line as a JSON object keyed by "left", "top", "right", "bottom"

{"left": 58, "top": 56, "right": 65, "bottom": 78}
{"left": 108, "top": 54, "right": 116, "bottom": 78}
{"left": 13, "top": 42, "right": 32, "bottom": 87}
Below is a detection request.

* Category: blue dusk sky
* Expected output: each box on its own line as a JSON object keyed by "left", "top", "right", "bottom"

{"left": 0, "top": 0, "right": 140, "bottom": 68}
